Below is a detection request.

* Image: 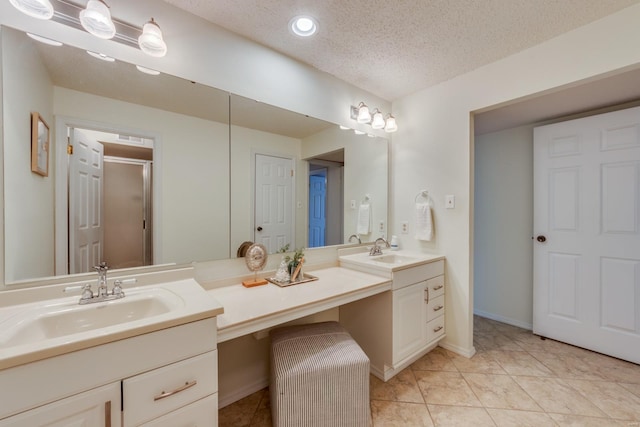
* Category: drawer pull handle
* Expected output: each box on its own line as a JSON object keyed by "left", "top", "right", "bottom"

{"left": 154, "top": 380, "right": 197, "bottom": 401}
{"left": 424, "top": 288, "right": 430, "bottom": 304}
{"left": 433, "top": 326, "right": 443, "bottom": 332}
{"left": 433, "top": 285, "right": 444, "bottom": 290}
{"left": 433, "top": 305, "right": 443, "bottom": 311}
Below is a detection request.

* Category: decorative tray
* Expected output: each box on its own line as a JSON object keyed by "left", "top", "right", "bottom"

{"left": 266, "top": 273, "right": 319, "bottom": 288}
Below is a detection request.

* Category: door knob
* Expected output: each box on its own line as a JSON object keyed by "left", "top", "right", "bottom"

{"left": 536, "top": 235, "right": 546, "bottom": 243}
{"left": 257, "top": 226, "right": 263, "bottom": 232}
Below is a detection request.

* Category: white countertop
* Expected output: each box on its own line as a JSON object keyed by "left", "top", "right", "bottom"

{"left": 208, "top": 266, "right": 392, "bottom": 342}
{"left": 0, "top": 278, "right": 224, "bottom": 370}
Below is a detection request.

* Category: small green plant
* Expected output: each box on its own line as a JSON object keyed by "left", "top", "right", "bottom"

{"left": 278, "top": 245, "right": 305, "bottom": 274}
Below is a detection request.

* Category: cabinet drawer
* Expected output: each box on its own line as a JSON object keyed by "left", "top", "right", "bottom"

{"left": 123, "top": 351, "right": 217, "bottom": 426}
{"left": 426, "top": 316, "right": 445, "bottom": 343}
{"left": 425, "top": 275, "right": 444, "bottom": 300}
{"left": 426, "top": 295, "right": 445, "bottom": 322}
{"left": 393, "top": 260, "right": 444, "bottom": 289}
{"left": 140, "top": 394, "right": 218, "bottom": 427}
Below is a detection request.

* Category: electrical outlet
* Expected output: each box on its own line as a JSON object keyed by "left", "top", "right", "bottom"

{"left": 379, "top": 220, "right": 385, "bottom": 232}
{"left": 350, "top": 200, "right": 356, "bottom": 209}
{"left": 401, "top": 221, "right": 409, "bottom": 234}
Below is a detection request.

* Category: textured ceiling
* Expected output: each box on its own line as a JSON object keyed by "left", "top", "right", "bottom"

{"left": 163, "top": 0, "right": 640, "bottom": 101}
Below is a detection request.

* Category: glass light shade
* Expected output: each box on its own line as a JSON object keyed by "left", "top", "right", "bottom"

{"left": 9, "top": 0, "right": 53, "bottom": 19}
{"left": 136, "top": 65, "right": 160, "bottom": 75}
{"left": 138, "top": 18, "right": 167, "bottom": 58}
{"left": 384, "top": 115, "right": 398, "bottom": 133}
{"left": 354, "top": 129, "right": 366, "bottom": 135}
{"left": 371, "top": 109, "right": 385, "bottom": 129}
{"left": 86, "top": 50, "right": 115, "bottom": 62}
{"left": 356, "top": 103, "right": 371, "bottom": 123}
{"left": 289, "top": 16, "right": 318, "bottom": 37}
{"left": 80, "top": 0, "right": 116, "bottom": 40}
{"left": 27, "top": 33, "right": 62, "bottom": 46}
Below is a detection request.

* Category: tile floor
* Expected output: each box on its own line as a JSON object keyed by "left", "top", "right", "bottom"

{"left": 218, "top": 316, "right": 640, "bottom": 426}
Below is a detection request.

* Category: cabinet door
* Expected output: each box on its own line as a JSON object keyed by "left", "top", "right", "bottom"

{"left": 0, "top": 383, "right": 121, "bottom": 427}
{"left": 393, "top": 281, "right": 427, "bottom": 363}
{"left": 140, "top": 394, "right": 217, "bottom": 427}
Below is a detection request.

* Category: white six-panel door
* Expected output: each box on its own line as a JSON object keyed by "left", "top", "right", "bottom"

{"left": 254, "top": 154, "right": 294, "bottom": 253}
{"left": 69, "top": 128, "right": 104, "bottom": 274}
{"left": 533, "top": 106, "right": 640, "bottom": 363}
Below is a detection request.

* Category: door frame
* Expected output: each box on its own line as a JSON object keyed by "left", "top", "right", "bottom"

{"left": 54, "top": 116, "right": 162, "bottom": 275}
{"left": 250, "top": 149, "right": 296, "bottom": 252}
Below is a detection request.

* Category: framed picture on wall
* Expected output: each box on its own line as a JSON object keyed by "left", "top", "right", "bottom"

{"left": 31, "top": 112, "right": 49, "bottom": 177}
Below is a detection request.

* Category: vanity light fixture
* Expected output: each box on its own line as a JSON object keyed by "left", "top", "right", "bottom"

{"left": 136, "top": 65, "right": 160, "bottom": 75}
{"left": 289, "top": 15, "right": 318, "bottom": 37}
{"left": 370, "top": 109, "right": 385, "bottom": 129}
{"left": 80, "top": 0, "right": 116, "bottom": 40}
{"left": 354, "top": 129, "right": 366, "bottom": 135}
{"left": 27, "top": 33, "right": 63, "bottom": 46}
{"left": 138, "top": 18, "right": 167, "bottom": 57}
{"left": 339, "top": 125, "right": 350, "bottom": 130}
{"left": 9, "top": 0, "right": 54, "bottom": 19}
{"left": 356, "top": 102, "right": 371, "bottom": 123}
{"left": 384, "top": 114, "right": 398, "bottom": 133}
{"left": 350, "top": 102, "right": 399, "bottom": 133}
{"left": 86, "top": 50, "right": 115, "bottom": 62}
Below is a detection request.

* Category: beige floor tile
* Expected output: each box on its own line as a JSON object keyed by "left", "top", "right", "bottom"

{"left": 475, "top": 334, "right": 525, "bottom": 352}
{"left": 512, "top": 376, "right": 606, "bottom": 417}
{"left": 598, "top": 362, "right": 640, "bottom": 385}
{"left": 620, "top": 382, "right": 640, "bottom": 399}
{"left": 370, "top": 370, "right": 425, "bottom": 403}
{"left": 565, "top": 379, "right": 640, "bottom": 421}
{"left": 488, "top": 350, "right": 554, "bottom": 377}
{"left": 486, "top": 408, "right": 555, "bottom": 427}
{"left": 449, "top": 351, "right": 507, "bottom": 374}
{"left": 411, "top": 347, "right": 458, "bottom": 372}
{"left": 548, "top": 413, "right": 628, "bottom": 426}
{"left": 529, "top": 351, "right": 609, "bottom": 380}
{"left": 250, "top": 407, "right": 273, "bottom": 427}
{"left": 371, "top": 400, "right": 434, "bottom": 427}
{"left": 219, "top": 390, "right": 265, "bottom": 427}
{"left": 414, "top": 371, "right": 482, "bottom": 407}
{"left": 462, "top": 373, "right": 542, "bottom": 411}
{"left": 427, "top": 404, "right": 496, "bottom": 427}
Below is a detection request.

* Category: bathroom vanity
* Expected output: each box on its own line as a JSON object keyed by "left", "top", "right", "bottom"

{"left": 0, "top": 278, "right": 223, "bottom": 426}
{"left": 339, "top": 251, "right": 445, "bottom": 380}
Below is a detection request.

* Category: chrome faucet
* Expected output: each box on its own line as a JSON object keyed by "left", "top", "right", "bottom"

{"left": 369, "top": 237, "right": 390, "bottom": 256}
{"left": 64, "top": 262, "right": 135, "bottom": 305}
{"left": 348, "top": 234, "right": 361, "bottom": 244}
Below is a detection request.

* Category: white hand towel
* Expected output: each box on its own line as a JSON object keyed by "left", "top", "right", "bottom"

{"left": 357, "top": 203, "right": 371, "bottom": 235}
{"left": 415, "top": 202, "right": 433, "bottom": 241}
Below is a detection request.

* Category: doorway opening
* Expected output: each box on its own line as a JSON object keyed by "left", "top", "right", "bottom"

{"left": 63, "top": 126, "right": 153, "bottom": 274}
{"left": 307, "top": 149, "right": 344, "bottom": 247}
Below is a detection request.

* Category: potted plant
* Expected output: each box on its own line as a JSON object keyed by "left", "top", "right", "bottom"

{"left": 278, "top": 244, "right": 305, "bottom": 276}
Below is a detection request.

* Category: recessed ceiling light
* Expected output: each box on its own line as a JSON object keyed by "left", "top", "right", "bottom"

{"left": 354, "top": 130, "right": 366, "bottom": 135}
{"left": 289, "top": 15, "right": 318, "bottom": 37}
{"left": 136, "top": 65, "right": 160, "bottom": 75}
{"left": 339, "top": 125, "right": 350, "bottom": 130}
{"left": 86, "top": 50, "right": 115, "bottom": 62}
{"left": 27, "top": 33, "right": 63, "bottom": 46}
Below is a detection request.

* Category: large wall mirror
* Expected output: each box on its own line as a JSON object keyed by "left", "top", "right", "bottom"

{"left": 1, "top": 25, "right": 388, "bottom": 286}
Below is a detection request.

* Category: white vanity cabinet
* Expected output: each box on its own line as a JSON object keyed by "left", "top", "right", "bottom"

{"left": 0, "top": 318, "right": 219, "bottom": 427}
{"left": 340, "top": 258, "right": 445, "bottom": 381}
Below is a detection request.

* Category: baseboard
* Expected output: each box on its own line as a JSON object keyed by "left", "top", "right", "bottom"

{"left": 439, "top": 340, "right": 476, "bottom": 358}
{"left": 473, "top": 309, "right": 533, "bottom": 330}
{"left": 218, "top": 377, "right": 269, "bottom": 409}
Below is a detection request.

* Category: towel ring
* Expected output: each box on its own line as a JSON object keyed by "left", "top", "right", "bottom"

{"left": 414, "top": 190, "right": 429, "bottom": 203}
{"left": 363, "top": 194, "right": 371, "bottom": 203}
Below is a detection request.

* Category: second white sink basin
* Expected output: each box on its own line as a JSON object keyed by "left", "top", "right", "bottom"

{"left": 370, "top": 254, "right": 420, "bottom": 265}
{"left": 0, "top": 287, "right": 184, "bottom": 348}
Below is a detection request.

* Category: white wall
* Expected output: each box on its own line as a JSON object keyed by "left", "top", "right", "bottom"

{"left": 473, "top": 125, "right": 533, "bottom": 329}
{"left": 2, "top": 27, "right": 55, "bottom": 282}
{"left": 392, "top": 4, "right": 640, "bottom": 356}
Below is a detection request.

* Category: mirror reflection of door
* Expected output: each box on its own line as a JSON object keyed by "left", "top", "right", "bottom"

{"left": 307, "top": 150, "right": 344, "bottom": 247}
{"left": 254, "top": 153, "right": 294, "bottom": 253}
{"left": 308, "top": 172, "right": 327, "bottom": 247}
{"left": 67, "top": 127, "right": 153, "bottom": 273}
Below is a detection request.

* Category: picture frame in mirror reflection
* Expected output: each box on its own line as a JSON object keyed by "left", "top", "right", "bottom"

{"left": 31, "top": 112, "right": 49, "bottom": 177}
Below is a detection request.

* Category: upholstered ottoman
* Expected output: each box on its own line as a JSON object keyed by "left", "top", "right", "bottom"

{"left": 269, "top": 321, "right": 371, "bottom": 427}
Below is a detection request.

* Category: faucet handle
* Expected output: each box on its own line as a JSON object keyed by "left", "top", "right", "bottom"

{"left": 112, "top": 278, "right": 136, "bottom": 297}
{"left": 94, "top": 262, "right": 109, "bottom": 274}
{"left": 64, "top": 284, "right": 94, "bottom": 301}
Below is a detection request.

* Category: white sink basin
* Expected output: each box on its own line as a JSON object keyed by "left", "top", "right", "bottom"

{"left": 370, "top": 254, "right": 420, "bottom": 265}
{"left": 0, "top": 287, "right": 184, "bottom": 348}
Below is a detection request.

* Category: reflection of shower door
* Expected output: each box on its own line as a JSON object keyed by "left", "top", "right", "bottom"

{"left": 103, "top": 158, "right": 152, "bottom": 269}
{"left": 254, "top": 154, "right": 294, "bottom": 253}
{"left": 69, "top": 129, "right": 104, "bottom": 274}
